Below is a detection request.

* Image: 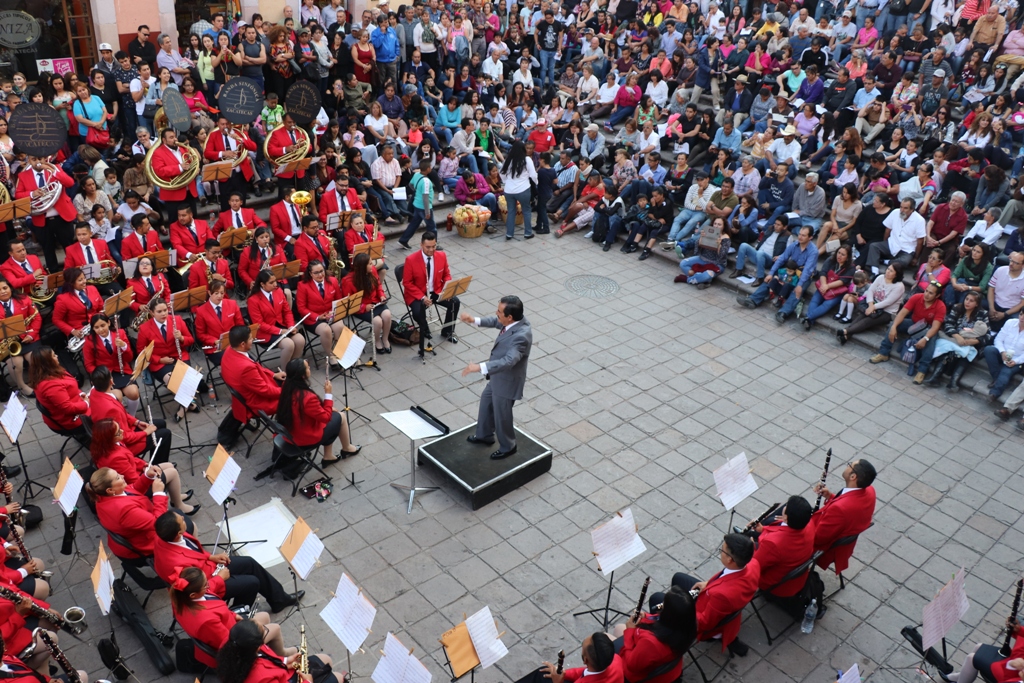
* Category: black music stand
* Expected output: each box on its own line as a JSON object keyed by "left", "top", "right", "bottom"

{"left": 169, "top": 287, "right": 217, "bottom": 474}
{"left": 0, "top": 388, "right": 48, "bottom": 500}
{"left": 572, "top": 570, "right": 631, "bottom": 630}
{"left": 104, "top": 290, "right": 135, "bottom": 365}
{"left": 330, "top": 296, "right": 371, "bottom": 425}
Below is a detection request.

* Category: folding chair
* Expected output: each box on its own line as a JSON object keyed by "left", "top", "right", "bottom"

{"left": 105, "top": 529, "right": 167, "bottom": 608}
{"left": 748, "top": 551, "right": 822, "bottom": 645}
{"left": 35, "top": 400, "right": 88, "bottom": 462}
{"left": 393, "top": 262, "right": 445, "bottom": 333}
{"left": 257, "top": 411, "right": 333, "bottom": 497}
{"left": 685, "top": 610, "right": 742, "bottom": 683}
{"left": 822, "top": 531, "right": 864, "bottom": 599}
{"left": 226, "top": 386, "right": 274, "bottom": 459}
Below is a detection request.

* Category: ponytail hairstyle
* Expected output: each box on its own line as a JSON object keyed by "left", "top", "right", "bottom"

{"left": 89, "top": 418, "right": 121, "bottom": 461}
{"left": 247, "top": 226, "right": 275, "bottom": 262}
{"left": 250, "top": 268, "right": 275, "bottom": 297}
{"left": 217, "top": 619, "right": 264, "bottom": 683}
{"left": 169, "top": 566, "right": 207, "bottom": 614}
{"left": 350, "top": 252, "right": 378, "bottom": 297}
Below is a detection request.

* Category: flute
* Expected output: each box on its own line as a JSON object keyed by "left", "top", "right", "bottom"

{"left": 1000, "top": 578, "right": 1023, "bottom": 657}
{"left": 744, "top": 502, "right": 782, "bottom": 533}
{"left": 632, "top": 576, "right": 650, "bottom": 622}
{"left": 265, "top": 313, "right": 310, "bottom": 351}
{"left": 813, "top": 448, "right": 833, "bottom": 513}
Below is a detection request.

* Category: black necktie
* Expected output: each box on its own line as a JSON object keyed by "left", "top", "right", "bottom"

{"left": 235, "top": 211, "right": 243, "bottom": 227}
{"left": 223, "top": 131, "right": 230, "bottom": 150}
{"left": 318, "top": 282, "right": 325, "bottom": 298}
{"left": 160, "top": 323, "right": 167, "bottom": 340}
{"left": 290, "top": 205, "right": 300, "bottom": 230}
{"left": 105, "top": 338, "right": 113, "bottom": 354}
{"left": 3, "top": 302, "right": 11, "bottom": 316}
{"left": 146, "top": 278, "right": 155, "bottom": 294}
{"left": 289, "top": 130, "right": 297, "bottom": 144}
{"left": 19, "top": 261, "right": 30, "bottom": 274}
{"left": 36, "top": 172, "right": 43, "bottom": 188}
{"left": 261, "top": 248, "right": 268, "bottom": 260}
{"left": 79, "top": 291, "right": 91, "bottom": 310}
{"left": 86, "top": 245, "right": 95, "bottom": 264}
{"left": 188, "top": 223, "right": 198, "bottom": 243}
{"left": 426, "top": 256, "right": 432, "bottom": 288}
{"left": 216, "top": 305, "right": 222, "bottom": 320}
{"left": 315, "top": 237, "right": 327, "bottom": 263}
{"left": 185, "top": 536, "right": 200, "bottom": 552}
{"left": 209, "top": 261, "right": 215, "bottom": 275}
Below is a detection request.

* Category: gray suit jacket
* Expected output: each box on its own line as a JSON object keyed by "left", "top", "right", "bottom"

{"left": 481, "top": 316, "right": 532, "bottom": 400}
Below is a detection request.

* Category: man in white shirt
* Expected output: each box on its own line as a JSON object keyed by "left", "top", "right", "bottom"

{"left": 868, "top": 198, "right": 926, "bottom": 271}
{"left": 757, "top": 125, "right": 802, "bottom": 180}
{"left": 482, "top": 51, "right": 505, "bottom": 81}
{"left": 370, "top": 144, "right": 407, "bottom": 223}
{"left": 130, "top": 63, "right": 154, "bottom": 118}
{"left": 703, "top": 2, "right": 726, "bottom": 37}
{"left": 987, "top": 252, "right": 1024, "bottom": 328}
{"left": 985, "top": 314, "right": 1024, "bottom": 399}
{"left": 790, "top": 7, "right": 816, "bottom": 35}
{"left": 320, "top": 0, "right": 343, "bottom": 29}
{"left": 960, "top": 208, "right": 1004, "bottom": 252}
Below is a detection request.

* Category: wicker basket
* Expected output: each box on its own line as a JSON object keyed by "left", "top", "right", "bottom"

{"left": 454, "top": 206, "right": 491, "bottom": 238}
{"left": 498, "top": 196, "right": 524, "bottom": 225}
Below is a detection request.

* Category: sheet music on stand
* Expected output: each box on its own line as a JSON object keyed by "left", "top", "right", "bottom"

{"left": 91, "top": 541, "right": 115, "bottom": 615}
{"left": 464, "top": 606, "right": 507, "bottom": 669}
{"left": 320, "top": 573, "right": 376, "bottom": 653}
{"left": 168, "top": 360, "right": 203, "bottom": 407}
{"left": 279, "top": 517, "right": 324, "bottom": 580}
{"left": 205, "top": 445, "right": 241, "bottom": 506}
{"left": 837, "top": 664, "right": 860, "bottom": 683}
{"left": 333, "top": 325, "right": 366, "bottom": 369}
{"left": 0, "top": 393, "right": 27, "bottom": 444}
{"left": 591, "top": 508, "right": 646, "bottom": 576}
{"left": 713, "top": 452, "right": 758, "bottom": 511}
{"left": 922, "top": 567, "right": 970, "bottom": 651}
{"left": 53, "top": 458, "right": 84, "bottom": 517}
{"left": 372, "top": 633, "right": 431, "bottom": 683}
{"left": 381, "top": 411, "right": 444, "bottom": 441}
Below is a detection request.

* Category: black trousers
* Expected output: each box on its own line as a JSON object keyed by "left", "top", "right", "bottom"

{"left": 217, "top": 412, "right": 246, "bottom": 449}
{"left": 410, "top": 295, "right": 460, "bottom": 351}
{"left": 221, "top": 554, "right": 292, "bottom": 610}
{"left": 219, "top": 170, "right": 251, "bottom": 211}
{"left": 33, "top": 217, "right": 74, "bottom": 273}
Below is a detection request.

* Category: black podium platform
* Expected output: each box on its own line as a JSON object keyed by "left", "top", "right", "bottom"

{"left": 418, "top": 423, "right": 552, "bottom": 510}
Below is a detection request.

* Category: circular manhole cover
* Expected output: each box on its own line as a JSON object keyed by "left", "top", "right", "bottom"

{"left": 565, "top": 274, "right": 620, "bottom": 298}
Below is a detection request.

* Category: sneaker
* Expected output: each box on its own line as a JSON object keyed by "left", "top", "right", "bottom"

{"left": 674, "top": 273, "right": 688, "bottom": 283}
{"left": 913, "top": 372, "right": 926, "bottom": 384}
{"left": 696, "top": 282, "right": 710, "bottom": 290}
{"left": 583, "top": 230, "right": 594, "bottom": 239}
{"left": 398, "top": 240, "right": 412, "bottom": 250}
{"left": 660, "top": 241, "right": 675, "bottom": 250}
{"left": 638, "top": 247, "right": 651, "bottom": 260}
{"left": 869, "top": 354, "right": 889, "bottom": 364}
{"left": 602, "top": 243, "right": 611, "bottom": 252}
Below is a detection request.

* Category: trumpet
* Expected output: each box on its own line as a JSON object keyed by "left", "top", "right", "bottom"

{"left": 66, "top": 324, "right": 91, "bottom": 353}
{"left": 144, "top": 140, "right": 201, "bottom": 192}
{"left": 0, "top": 309, "right": 38, "bottom": 361}
{"left": 131, "top": 280, "right": 165, "bottom": 331}
{"left": 263, "top": 124, "right": 310, "bottom": 167}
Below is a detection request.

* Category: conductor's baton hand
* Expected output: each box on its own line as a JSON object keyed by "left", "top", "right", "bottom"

{"left": 459, "top": 313, "right": 474, "bottom": 324}
{"left": 462, "top": 363, "right": 480, "bottom": 377}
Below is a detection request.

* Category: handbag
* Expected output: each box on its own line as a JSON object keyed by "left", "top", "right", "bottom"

{"left": 143, "top": 103, "right": 158, "bottom": 118}
{"left": 821, "top": 271, "right": 844, "bottom": 300}
{"left": 86, "top": 126, "right": 111, "bottom": 149}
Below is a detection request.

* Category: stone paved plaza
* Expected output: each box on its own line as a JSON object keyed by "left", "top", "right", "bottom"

{"left": 12, "top": 227, "right": 1024, "bottom": 683}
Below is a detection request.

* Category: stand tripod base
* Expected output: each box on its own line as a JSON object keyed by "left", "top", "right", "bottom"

{"left": 389, "top": 481, "right": 439, "bottom": 514}
{"left": 572, "top": 570, "right": 631, "bottom": 630}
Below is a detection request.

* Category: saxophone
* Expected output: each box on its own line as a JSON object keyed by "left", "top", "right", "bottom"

{"left": 299, "top": 625, "right": 309, "bottom": 675}
{"left": 131, "top": 280, "right": 164, "bottom": 331}
{"left": 0, "top": 308, "right": 38, "bottom": 360}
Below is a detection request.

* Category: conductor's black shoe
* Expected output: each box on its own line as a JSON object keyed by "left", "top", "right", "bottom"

{"left": 726, "top": 639, "right": 749, "bottom": 657}
{"left": 490, "top": 445, "right": 517, "bottom": 459}
{"left": 467, "top": 435, "right": 495, "bottom": 446}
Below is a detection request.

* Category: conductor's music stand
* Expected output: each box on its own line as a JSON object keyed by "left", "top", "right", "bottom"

{"left": 383, "top": 407, "right": 448, "bottom": 514}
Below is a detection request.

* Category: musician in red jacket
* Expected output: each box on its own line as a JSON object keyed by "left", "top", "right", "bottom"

{"left": 195, "top": 282, "right": 245, "bottom": 367}
{"left": 341, "top": 211, "right": 384, "bottom": 271}
{"left": 293, "top": 215, "right": 335, "bottom": 273}
{"left": 266, "top": 114, "right": 310, "bottom": 198}
{"left": 216, "top": 325, "right": 284, "bottom": 448}
{"left": 277, "top": 359, "right": 360, "bottom": 470}
{"left": 154, "top": 511, "right": 301, "bottom": 612}
{"left": 14, "top": 155, "right": 76, "bottom": 273}
{"left": 318, "top": 174, "right": 364, "bottom": 225}
{"left": 88, "top": 366, "right": 172, "bottom": 464}
{"left": 204, "top": 118, "right": 258, "bottom": 211}
{"left": 30, "top": 348, "right": 87, "bottom": 438}
{"left": 268, "top": 187, "right": 305, "bottom": 253}
{"left": 812, "top": 459, "right": 877, "bottom": 575}
{"left": 213, "top": 192, "right": 267, "bottom": 239}
{"left": 0, "top": 594, "right": 79, "bottom": 679}
{"left": 238, "top": 228, "right": 289, "bottom": 294}
{"left": 0, "top": 278, "right": 41, "bottom": 397}
{"left": 749, "top": 496, "right": 816, "bottom": 600}
{"left": 666, "top": 534, "right": 760, "bottom": 656}
{"left": 63, "top": 223, "right": 121, "bottom": 297}
{"left": 341, "top": 252, "right": 392, "bottom": 354}
{"left": 121, "top": 213, "right": 163, "bottom": 262}
{"left": 945, "top": 617, "right": 1024, "bottom": 683}
{"left": 609, "top": 587, "right": 696, "bottom": 683}
{"left": 51, "top": 267, "right": 104, "bottom": 341}
{"left": 127, "top": 256, "right": 170, "bottom": 317}
{"left": 188, "top": 240, "right": 235, "bottom": 298}
{"left": 217, "top": 619, "right": 338, "bottom": 683}
{"left": 150, "top": 128, "right": 199, "bottom": 218}
{"left": 135, "top": 297, "right": 209, "bottom": 421}
{"left": 532, "top": 633, "right": 623, "bottom": 683}
{"left": 82, "top": 311, "right": 140, "bottom": 406}
{"left": 170, "top": 206, "right": 213, "bottom": 267}
{"left": 247, "top": 270, "right": 305, "bottom": 367}
{"left": 0, "top": 240, "right": 46, "bottom": 297}
{"left": 297, "top": 260, "right": 346, "bottom": 360}
{"left": 402, "top": 231, "right": 460, "bottom": 357}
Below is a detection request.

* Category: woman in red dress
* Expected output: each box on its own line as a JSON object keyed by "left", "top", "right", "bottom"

{"left": 217, "top": 619, "right": 339, "bottom": 683}
{"left": 278, "top": 359, "right": 359, "bottom": 467}
{"left": 351, "top": 30, "right": 376, "bottom": 85}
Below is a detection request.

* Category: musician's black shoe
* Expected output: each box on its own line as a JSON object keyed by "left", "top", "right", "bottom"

{"left": 184, "top": 504, "right": 202, "bottom": 516}
{"left": 490, "top": 445, "right": 517, "bottom": 460}
{"left": 467, "top": 435, "right": 495, "bottom": 446}
{"left": 726, "top": 638, "right": 749, "bottom": 657}
{"left": 418, "top": 349, "right": 425, "bottom": 359}
{"left": 182, "top": 489, "right": 194, "bottom": 502}
{"left": 816, "top": 604, "right": 828, "bottom": 620}
{"left": 445, "top": 333, "right": 459, "bottom": 344}
{"left": 271, "top": 590, "right": 306, "bottom": 613}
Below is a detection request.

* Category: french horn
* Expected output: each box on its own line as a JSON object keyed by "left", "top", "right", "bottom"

{"left": 144, "top": 139, "right": 201, "bottom": 192}
{"left": 263, "top": 124, "right": 310, "bottom": 167}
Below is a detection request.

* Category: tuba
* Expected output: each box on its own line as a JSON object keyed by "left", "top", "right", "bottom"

{"left": 263, "top": 124, "right": 310, "bottom": 167}
{"left": 144, "top": 139, "right": 201, "bottom": 192}
{"left": 205, "top": 125, "right": 252, "bottom": 170}
{"left": 88, "top": 259, "right": 119, "bottom": 286}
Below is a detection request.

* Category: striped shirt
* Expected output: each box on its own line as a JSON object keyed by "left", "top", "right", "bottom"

{"left": 554, "top": 162, "right": 578, "bottom": 188}
{"left": 370, "top": 157, "right": 402, "bottom": 188}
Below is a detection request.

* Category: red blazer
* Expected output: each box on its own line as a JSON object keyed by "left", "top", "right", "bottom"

{"left": 990, "top": 629, "right": 1024, "bottom": 683}
{"left": 121, "top": 230, "right": 163, "bottom": 262}
{"left": 402, "top": 250, "right": 451, "bottom": 305}
{"left": 92, "top": 442, "right": 146, "bottom": 482}
{"left": 243, "top": 644, "right": 294, "bottom": 683}
{"left": 220, "top": 347, "right": 281, "bottom": 421}
{"left": 247, "top": 288, "right": 294, "bottom": 343}
{"left": 35, "top": 374, "right": 87, "bottom": 432}
{"left": 212, "top": 207, "right": 266, "bottom": 239}
{"left": 149, "top": 144, "right": 199, "bottom": 201}
{"left": 293, "top": 231, "right": 333, "bottom": 272}
{"left": 194, "top": 299, "right": 245, "bottom": 355}
{"left": 136, "top": 315, "right": 194, "bottom": 371}
{"left": 63, "top": 240, "right": 115, "bottom": 269}
{"left": 297, "top": 277, "right": 343, "bottom": 320}
{"left": 0, "top": 255, "right": 45, "bottom": 293}
{"left": 695, "top": 560, "right": 760, "bottom": 649}
{"left": 0, "top": 653, "right": 51, "bottom": 683}
{"left": 287, "top": 390, "right": 333, "bottom": 447}
{"left": 83, "top": 329, "right": 135, "bottom": 375}
{"left": 238, "top": 245, "right": 287, "bottom": 290}
{"left": 620, "top": 618, "right": 681, "bottom": 683}
{"left": 812, "top": 486, "right": 876, "bottom": 574}
{"left": 52, "top": 286, "right": 104, "bottom": 335}
{"left": 342, "top": 224, "right": 381, "bottom": 257}
{"left": 753, "top": 523, "right": 815, "bottom": 597}
{"left": 153, "top": 531, "right": 226, "bottom": 589}
{"left": 203, "top": 128, "right": 257, "bottom": 181}
{"left": 269, "top": 200, "right": 304, "bottom": 246}
{"left": 128, "top": 273, "right": 170, "bottom": 314}
{"left": 340, "top": 270, "right": 385, "bottom": 313}
{"left": 0, "top": 296, "right": 41, "bottom": 342}
{"left": 88, "top": 388, "right": 147, "bottom": 457}
{"left": 318, "top": 186, "right": 364, "bottom": 225}
{"left": 266, "top": 127, "right": 308, "bottom": 179}
{"left": 188, "top": 257, "right": 235, "bottom": 296}
{"left": 96, "top": 476, "right": 166, "bottom": 558}
{"left": 14, "top": 165, "right": 76, "bottom": 227}
{"left": 175, "top": 595, "right": 237, "bottom": 667}
{"left": 563, "top": 655, "right": 624, "bottom": 683}
{"left": 170, "top": 219, "right": 213, "bottom": 262}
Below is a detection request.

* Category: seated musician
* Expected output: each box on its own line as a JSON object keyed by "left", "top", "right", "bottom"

{"left": 188, "top": 239, "right": 235, "bottom": 299}
{"left": 265, "top": 113, "right": 310, "bottom": 199}
{"left": 217, "top": 325, "right": 284, "bottom": 449}
{"left": 87, "top": 367, "right": 172, "bottom": 466}
{"left": 610, "top": 586, "right": 696, "bottom": 683}
{"left": 83, "top": 313, "right": 140, "bottom": 411}
{"left": 51, "top": 267, "right": 103, "bottom": 346}
{"left": 213, "top": 192, "right": 267, "bottom": 239}
{"left": 238, "top": 227, "right": 288, "bottom": 296}
{"left": 812, "top": 459, "right": 877, "bottom": 576}
{"left": 127, "top": 255, "right": 170, "bottom": 322}
{"left": 247, "top": 270, "right": 306, "bottom": 369}
{"left": 277, "top": 359, "right": 360, "bottom": 471}
{"left": 268, "top": 186, "right": 304, "bottom": 256}
{"left": 29, "top": 348, "right": 87, "bottom": 440}
{"left": 217, "top": 619, "right": 339, "bottom": 683}
{"left": 665, "top": 533, "right": 760, "bottom": 657}
{"left": 89, "top": 466, "right": 196, "bottom": 563}
{"left": 120, "top": 212, "right": 162, "bottom": 262}
{"left": 63, "top": 223, "right": 121, "bottom": 297}
{"left": 748, "top": 495, "right": 816, "bottom": 610}
{"left": 88, "top": 419, "right": 193, "bottom": 512}
{"left": 342, "top": 253, "right": 392, "bottom": 354}
{"left": 0, "top": 530, "right": 49, "bottom": 600}
{"left": 293, "top": 215, "right": 334, "bottom": 273}
{"left": 154, "top": 512, "right": 301, "bottom": 611}
{"left": 169, "top": 567, "right": 291, "bottom": 671}
{"left": 943, "top": 618, "right": 1024, "bottom": 683}
{"left": 0, "top": 241, "right": 46, "bottom": 298}
{"left": 0, "top": 277, "right": 41, "bottom": 397}
{"left": 195, "top": 282, "right": 245, "bottom": 369}
{"left": 318, "top": 170, "right": 365, "bottom": 226}
{"left": 529, "top": 633, "right": 622, "bottom": 683}
{"left": 296, "top": 260, "right": 345, "bottom": 364}
{"left": 0, "top": 594, "right": 81, "bottom": 681}
{"left": 403, "top": 231, "right": 461, "bottom": 358}
{"left": 135, "top": 297, "right": 209, "bottom": 421}
{"left": 170, "top": 206, "right": 213, "bottom": 271}
{"left": 204, "top": 117, "right": 258, "bottom": 212}
{"left": 343, "top": 211, "right": 384, "bottom": 272}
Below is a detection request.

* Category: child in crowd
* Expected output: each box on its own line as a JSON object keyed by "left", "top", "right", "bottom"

{"left": 103, "top": 167, "right": 124, "bottom": 206}
{"left": 834, "top": 270, "right": 870, "bottom": 324}
{"left": 261, "top": 92, "right": 285, "bottom": 131}
{"left": 438, "top": 146, "right": 461, "bottom": 191}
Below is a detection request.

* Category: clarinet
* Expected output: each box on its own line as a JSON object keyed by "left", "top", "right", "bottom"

{"left": 0, "top": 466, "right": 24, "bottom": 527}
{"left": 1000, "top": 578, "right": 1024, "bottom": 657}
{"left": 812, "top": 448, "right": 833, "bottom": 513}
{"left": 555, "top": 650, "right": 565, "bottom": 675}
{"left": 0, "top": 583, "right": 69, "bottom": 631}
{"left": 8, "top": 524, "right": 41, "bottom": 578}
{"left": 37, "top": 629, "right": 82, "bottom": 683}
{"left": 114, "top": 316, "right": 125, "bottom": 374}
{"left": 744, "top": 502, "right": 782, "bottom": 533}
{"left": 632, "top": 576, "right": 650, "bottom": 622}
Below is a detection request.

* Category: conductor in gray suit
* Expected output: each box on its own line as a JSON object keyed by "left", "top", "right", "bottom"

{"left": 460, "top": 295, "right": 533, "bottom": 459}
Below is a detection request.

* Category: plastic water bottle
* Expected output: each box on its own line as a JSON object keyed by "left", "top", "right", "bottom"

{"left": 801, "top": 599, "right": 817, "bottom": 634}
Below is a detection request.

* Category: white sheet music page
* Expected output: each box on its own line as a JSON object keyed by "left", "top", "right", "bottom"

{"left": 339, "top": 332, "right": 366, "bottom": 369}
{"left": 838, "top": 664, "right": 860, "bottom": 683}
{"left": 291, "top": 530, "right": 325, "bottom": 580}
{"left": 591, "top": 508, "right": 646, "bottom": 576}
{"left": 57, "top": 468, "right": 84, "bottom": 517}
{"left": 464, "top": 606, "right": 508, "bottom": 669}
{"left": 381, "top": 411, "right": 444, "bottom": 440}
{"left": 713, "top": 452, "right": 759, "bottom": 511}
{"left": 173, "top": 365, "right": 204, "bottom": 407}
{"left": 922, "top": 567, "right": 969, "bottom": 651}
{"left": 0, "top": 393, "right": 26, "bottom": 443}
{"left": 208, "top": 454, "right": 241, "bottom": 506}
{"left": 372, "top": 633, "right": 431, "bottom": 683}
{"left": 96, "top": 555, "right": 115, "bottom": 615}
{"left": 320, "top": 573, "right": 376, "bottom": 653}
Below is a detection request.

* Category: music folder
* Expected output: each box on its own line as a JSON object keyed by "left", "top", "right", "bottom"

{"left": 104, "top": 289, "right": 134, "bottom": 317}
{"left": 167, "top": 360, "right": 203, "bottom": 407}
{"left": 54, "top": 458, "right": 84, "bottom": 517}
{"left": 332, "top": 325, "right": 365, "bottom": 369}
{"left": 439, "top": 276, "right": 472, "bottom": 302}
{"left": 131, "top": 341, "right": 155, "bottom": 381}
{"left": 0, "top": 197, "right": 30, "bottom": 223}
{"left": 91, "top": 541, "right": 115, "bottom": 615}
{"left": 410, "top": 406, "right": 449, "bottom": 435}
{"left": 440, "top": 622, "right": 479, "bottom": 678}
{"left": 270, "top": 260, "right": 302, "bottom": 281}
{"left": 218, "top": 227, "right": 249, "bottom": 250}
{"left": 205, "top": 444, "right": 241, "bottom": 506}
{"left": 279, "top": 517, "right": 324, "bottom": 580}
{"left": 352, "top": 240, "right": 384, "bottom": 260}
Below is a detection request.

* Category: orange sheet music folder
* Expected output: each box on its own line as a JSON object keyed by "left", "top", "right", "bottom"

{"left": 0, "top": 198, "right": 30, "bottom": 222}
{"left": 441, "top": 622, "right": 480, "bottom": 678}
{"left": 131, "top": 341, "right": 155, "bottom": 381}
{"left": 205, "top": 444, "right": 231, "bottom": 485}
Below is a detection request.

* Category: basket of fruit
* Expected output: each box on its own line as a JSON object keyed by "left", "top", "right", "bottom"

{"left": 453, "top": 205, "right": 492, "bottom": 238}
{"left": 497, "top": 195, "right": 524, "bottom": 225}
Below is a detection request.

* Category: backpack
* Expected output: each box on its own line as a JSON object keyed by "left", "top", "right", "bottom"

{"left": 420, "top": 21, "right": 435, "bottom": 44}
{"left": 455, "top": 34, "right": 470, "bottom": 61}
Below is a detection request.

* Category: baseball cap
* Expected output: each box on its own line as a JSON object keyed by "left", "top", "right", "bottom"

{"left": 99, "top": 42, "right": 113, "bottom": 51}
{"left": 585, "top": 123, "right": 600, "bottom": 132}
{"left": 842, "top": 10, "right": 852, "bottom": 16}
{"left": 933, "top": 68, "right": 946, "bottom": 77}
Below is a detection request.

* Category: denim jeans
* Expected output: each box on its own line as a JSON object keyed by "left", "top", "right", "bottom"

{"left": 679, "top": 256, "right": 717, "bottom": 284}
{"left": 749, "top": 278, "right": 802, "bottom": 315}
{"left": 795, "top": 215, "right": 825, "bottom": 235}
{"left": 400, "top": 206, "right": 437, "bottom": 244}
{"left": 604, "top": 214, "right": 624, "bottom": 244}
{"left": 607, "top": 105, "right": 637, "bottom": 127}
{"left": 735, "top": 242, "right": 773, "bottom": 278}
{"left": 755, "top": 158, "right": 798, "bottom": 180}
{"left": 668, "top": 209, "right": 706, "bottom": 241}
{"left": 620, "top": 179, "right": 653, "bottom": 204}
{"left": 479, "top": 192, "right": 499, "bottom": 215}
{"left": 984, "top": 344, "right": 1024, "bottom": 397}
{"left": 805, "top": 290, "right": 842, "bottom": 321}
{"left": 538, "top": 49, "right": 557, "bottom": 87}
{"left": 505, "top": 189, "right": 532, "bottom": 237}
{"left": 461, "top": 154, "right": 480, "bottom": 173}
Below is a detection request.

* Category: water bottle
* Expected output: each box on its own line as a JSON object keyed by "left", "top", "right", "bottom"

{"left": 801, "top": 599, "right": 817, "bottom": 634}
